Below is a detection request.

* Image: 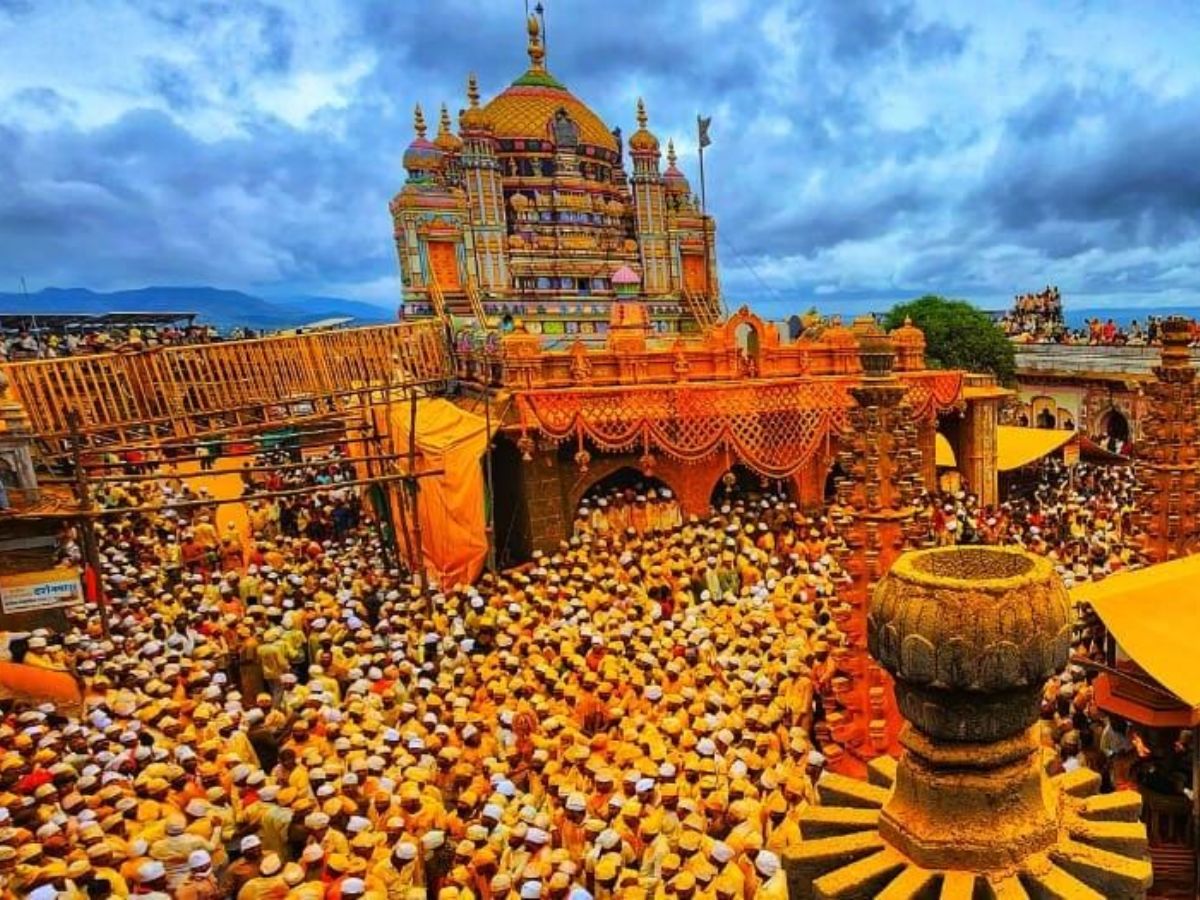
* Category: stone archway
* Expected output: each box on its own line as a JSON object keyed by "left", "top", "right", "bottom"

{"left": 1097, "top": 407, "right": 1130, "bottom": 444}
{"left": 708, "top": 462, "right": 794, "bottom": 508}
{"left": 569, "top": 461, "right": 680, "bottom": 518}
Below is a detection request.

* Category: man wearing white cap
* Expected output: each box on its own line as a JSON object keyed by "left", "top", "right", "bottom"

{"left": 237, "top": 851, "right": 286, "bottom": 899}
{"left": 754, "top": 851, "right": 786, "bottom": 900}
{"left": 135, "top": 859, "right": 172, "bottom": 899}
{"left": 176, "top": 849, "right": 220, "bottom": 900}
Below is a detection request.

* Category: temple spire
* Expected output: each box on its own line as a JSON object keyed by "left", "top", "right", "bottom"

{"left": 666, "top": 139, "right": 677, "bottom": 168}
{"left": 438, "top": 103, "right": 452, "bottom": 137}
{"left": 466, "top": 72, "right": 480, "bottom": 109}
{"left": 526, "top": 14, "right": 545, "bottom": 70}
{"left": 636, "top": 97, "right": 648, "bottom": 130}
{"left": 413, "top": 104, "right": 427, "bottom": 139}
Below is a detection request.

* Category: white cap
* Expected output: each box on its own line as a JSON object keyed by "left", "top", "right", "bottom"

{"left": 394, "top": 841, "right": 418, "bottom": 861}
{"left": 189, "top": 849, "right": 212, "bottom": 869}
{"left": 241, "top": 834, "right": 262, "bottom": 852}
{"left": 341, "top": 877, "right": 366, "bottom": 897}
{"left": 137, "top": 860, "right": 166, "bottom": 883}
{"left": 755, "top": 850, "right": 781, "bottom": 877}
{"left": 521, "top": 881, "right": 543, "bottom": 899}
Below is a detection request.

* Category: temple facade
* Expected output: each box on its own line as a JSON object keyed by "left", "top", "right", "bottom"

{"left": 390, "top": 16, "right": 720, "bottom": 339}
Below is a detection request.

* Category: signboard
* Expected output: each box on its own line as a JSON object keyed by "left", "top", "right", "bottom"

{"left": 1062, "top": 438, "right": 1080, "bottom": 467}
{"left": 0, "top": 569, "right": 84, "bottom": 615}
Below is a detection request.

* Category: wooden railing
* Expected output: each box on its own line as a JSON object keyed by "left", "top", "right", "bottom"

{"left": 0, "top": 321, "right": 454, "bottom": 450}
{"left": 682, "top": 286, "right": 723, "bottom": 329}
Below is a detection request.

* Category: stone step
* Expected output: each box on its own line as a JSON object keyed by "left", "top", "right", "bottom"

{"left": 785, "top": 832, "right": 887, "bottom": 900}
{"left": 1065, "top": 817, "right": 1148, "bottom": 857}
{"left": 816, "top": 771, "right": 889, "bottom": 809}
{"left": 873, "top": 863, "right": 939, "bottom": 900}
{"left": 1051, "top": 767, "right": 1101, "bottom": 799}
{"left": 981, "top": 875, "right": 1030, "bottom": 900}
{"left": 1049, "top": 837, "right": 1153, "bottom": 898}
{"left": 1021, "top": 863, "right": 1105, "bottom": 900}
{"left": 939, "top": 871, "right": 978, "bottom": 900}
{"left": 1078, "top": 790, "right": 1142, "bottom": 823}
{"left": 813, "top": 846, "right": 908, "bottom": 899}
{"left": 798, "top": 806, "right": 880, "bottom": 840}
{"left": 867, "top": 754, "right": 898, "bottom": 789}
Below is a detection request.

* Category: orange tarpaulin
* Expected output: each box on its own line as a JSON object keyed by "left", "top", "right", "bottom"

{"left": 0, "top": 661, "right": 84, "bottom": 718}
{"left": 386, "top": 398, "right": 489, "bottom": 588}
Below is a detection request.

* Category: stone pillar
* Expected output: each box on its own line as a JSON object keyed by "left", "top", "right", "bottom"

{"left": 915, "top": 419, "right": 937, "bottom": 492}
{"left": 1136, "top": 315, "right": 1200, "bottom": 562}
{"left": 955, "top": 395, "right": 999, "bottom": 506}
{"left": 789, "top": 546, "right": 1151, "bottom": 899}
{"left": 824, "top": 322, "right": 924, "bottom": 772}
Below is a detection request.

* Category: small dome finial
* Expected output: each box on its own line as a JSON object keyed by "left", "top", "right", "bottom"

{"left": 666, "top": 139, "right": 677, "bottom": 167}
{"left": 466, "top": 73, "right": 480, "bottom": 109}
{"left": 636, "top": 97, "right": 648, "bottom": 130}
{"left": 526, "top": 14, "right": 545, "bottom": 70}
{"left": 413, "top": 103, "right": 427, "bottom": 138}
{"left": 439, "top": 103, "right": 452, "bottom": 136}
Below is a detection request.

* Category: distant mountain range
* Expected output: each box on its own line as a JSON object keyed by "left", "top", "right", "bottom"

{"left": 0, "top": 287, "right": 394, "bottom": 331}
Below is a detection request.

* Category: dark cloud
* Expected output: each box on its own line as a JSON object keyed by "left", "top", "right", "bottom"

{"left": 0, "top": 0, "right": 1196, "bottom": 309}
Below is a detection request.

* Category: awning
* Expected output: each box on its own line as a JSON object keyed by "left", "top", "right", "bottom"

{"left": 1070, "top": 555, "right": 1200, "bottom": 709}
{"left": 935, "top": 433, "right": 956, "bottom": 468}
{"left": 1078, "top": 434, "right": 1130, "bottom": 464}
{"left": 997, "top": 426, "right": 1075, "bottom": 472}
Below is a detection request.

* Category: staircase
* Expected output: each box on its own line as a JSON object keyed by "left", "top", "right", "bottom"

{"left": 465, "top": 278, "right": 490, "bottom": 327}
{"left": 425, "top": 274, "right": 448, "bottom": 323}
{"left": 682, "top": 286, "right": 724, "bottom": 329}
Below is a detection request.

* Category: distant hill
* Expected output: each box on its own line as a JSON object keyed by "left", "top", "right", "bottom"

{"left": 0, "top": 286, "right": 394, "bottom": 331}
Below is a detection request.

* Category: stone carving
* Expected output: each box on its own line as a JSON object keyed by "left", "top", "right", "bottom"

{"left": 789, "top": 546, "right": 1151, "bottom": 899}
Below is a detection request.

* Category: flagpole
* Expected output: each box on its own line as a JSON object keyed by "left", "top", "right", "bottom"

{"left": 697, "top": 115, "right": 712, "bottom": 310}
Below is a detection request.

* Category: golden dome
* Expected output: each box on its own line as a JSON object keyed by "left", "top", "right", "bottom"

{"left": 628, "top": 98, "right": 659, "bottom": 154}
{"left": 478, "top": 15, "right": 617, "bottom": 153}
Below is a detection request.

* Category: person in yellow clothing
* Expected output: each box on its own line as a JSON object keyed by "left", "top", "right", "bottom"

{"left": 238, "top": 852, "right": 289, "bottom": 900}
{"left": 750, "top": 853, "right": 785, "bottom": 900}
{"left": 372, "top": 840, "right": 423, "bottom": 899}
{"left": 259, "top": 630, "right": 291, "bottom": 704}
{"left": 176, "top": 849, "right": 221, "bottom": 900}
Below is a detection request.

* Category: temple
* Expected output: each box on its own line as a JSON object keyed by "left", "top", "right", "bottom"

{"left": 390, "top": 15, "right": 721, "bottom": 337}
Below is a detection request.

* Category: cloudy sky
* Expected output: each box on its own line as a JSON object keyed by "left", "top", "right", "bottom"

{"left": 1, "top": 0, "right": 1198, "bottom": 315}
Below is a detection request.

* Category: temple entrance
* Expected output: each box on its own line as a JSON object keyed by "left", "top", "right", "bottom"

{"left": 824, "top": 460, "right": 846, "bottom": 502}
{"left": 1099, "top": 408, "right": 1130, "bottom": 444}
{"left": 576, "top": 467, "right": 680, "bottom": 536}
{"left": 490, "top": 435, "right": 531, "bottom": 567}
{"left": 710, "top": 463, "right": 793, "bottom": 509}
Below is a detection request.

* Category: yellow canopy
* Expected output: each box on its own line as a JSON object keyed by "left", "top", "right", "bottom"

{"left": 1070, "top": 555, "right": 1200, "bottom": 708}
{"left": 997, "top": 426, "right": 1075, "bottom": 472}
{"left": 935, "top": 433, "right": 956, "bottom": 468}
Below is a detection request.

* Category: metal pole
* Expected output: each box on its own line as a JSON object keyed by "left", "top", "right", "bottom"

{"left": 66, "top": 411, "right": 110, "bottom": 639}
{"left": 407, "top": 386, "right": 428, "bottom": 592}
{"left": 483, "top": 351, "right": 497, "bottom": 572}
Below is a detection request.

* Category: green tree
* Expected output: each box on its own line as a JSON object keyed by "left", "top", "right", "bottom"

{"left": 883, "top": 295, "right": 1015, "bottom": 385}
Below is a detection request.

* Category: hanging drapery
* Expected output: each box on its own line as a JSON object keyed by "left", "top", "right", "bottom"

{"left": 516, "top": 372, "right": 965, "bottom": 480}
{"left": 900, "top": 371, "right": 964, "bottom": 420}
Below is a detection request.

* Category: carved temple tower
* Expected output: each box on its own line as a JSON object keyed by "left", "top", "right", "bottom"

{"left": 628, "top": 99, "right": 670, "bottom": 296}
{"left": 822, "top": 318, "right": 925, "bottom": 770}
{"left": 391, "top": 16, "right": 720, "bottom": 337}
{"left": 1136, "top": 315, "right": 1200, "bottom": 562}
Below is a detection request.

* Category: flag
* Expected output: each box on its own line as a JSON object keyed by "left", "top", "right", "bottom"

{"left": 697, "top": 115, "right": 712, "bottom": 148}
